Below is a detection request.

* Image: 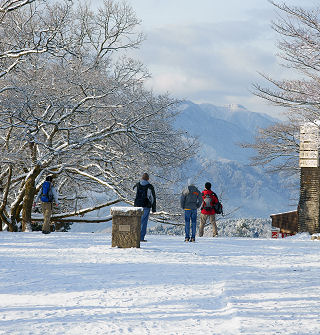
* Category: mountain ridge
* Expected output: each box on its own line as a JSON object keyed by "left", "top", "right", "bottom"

{"left": 175, "top": 101, "right": 297, "bottom": 218}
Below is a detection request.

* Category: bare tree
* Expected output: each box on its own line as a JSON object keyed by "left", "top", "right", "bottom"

{"left": 0, "top": 0, "right": 197, "bottom": 231}
{"left": 0, "top": 0, "right": 73, "bottom": 81}
{"left": 246, "top": 1, "right": 320, "bottom": 175}
{"left": 242, "top": 119, "right": 300, "bottom": 174}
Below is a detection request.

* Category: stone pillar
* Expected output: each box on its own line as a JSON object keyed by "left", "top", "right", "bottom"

{"left": 298, "top": 167, "right": 320, "bottom": 234}
{"left": 111, "top": 207, "right": 143, "bottom": 248}
{"left": 299, "top": 123, "right": 320, "bottom": 234}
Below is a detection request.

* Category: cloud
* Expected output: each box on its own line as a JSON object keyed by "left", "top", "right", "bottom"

{"left": 146, "top": 70, "right": 211, "bottom": 94}
{"left": 130, "top": 4, "right": 305, "bottom": 118}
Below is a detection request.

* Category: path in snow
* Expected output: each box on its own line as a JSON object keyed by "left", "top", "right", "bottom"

{"left": 0, "top": 233, "right": 319, "bottom": 335}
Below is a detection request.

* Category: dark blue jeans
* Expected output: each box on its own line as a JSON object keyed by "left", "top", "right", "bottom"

{"left": 184, "top": 209, "right": 197, "bottom": 239}
{"left": 140, "top": 207, "right": 151, "bottom": 240}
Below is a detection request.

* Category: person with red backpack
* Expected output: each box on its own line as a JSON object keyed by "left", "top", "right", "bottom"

{"left": 199, "top": 182, "right": 219, "bottom": 237}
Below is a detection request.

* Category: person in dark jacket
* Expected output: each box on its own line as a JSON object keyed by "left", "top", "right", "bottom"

{"left": 199, "top": 182, "right": 219, "bottom": 237}
{"left": 134, "top": 173, "right": 156, "bottom": 242}
{"left": 180, "top": 182, "right": 202, "bottom": 242}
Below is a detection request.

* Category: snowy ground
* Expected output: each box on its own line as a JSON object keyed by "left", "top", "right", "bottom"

{"left": 1, "top": 232, "right": 320, "bottom": 335}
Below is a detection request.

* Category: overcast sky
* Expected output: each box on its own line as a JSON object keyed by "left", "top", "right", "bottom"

{"left": 110, "top": 0, "right": 317, "bottom": 117}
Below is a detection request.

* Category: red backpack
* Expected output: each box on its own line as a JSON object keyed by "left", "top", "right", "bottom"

{"left": 202, "top": 193, "right": 214, "bottom": 211}
{"left": 202, "top": 191, "right": 223, "bottom": 215}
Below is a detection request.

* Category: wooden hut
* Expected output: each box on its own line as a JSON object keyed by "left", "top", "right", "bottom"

{"left": 270, "top": 210, "right": 298, "bottom": 237}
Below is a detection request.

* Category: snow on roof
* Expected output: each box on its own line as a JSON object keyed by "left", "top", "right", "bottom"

{"left": 270, "top": 210, "right": 298, "bottom": 216}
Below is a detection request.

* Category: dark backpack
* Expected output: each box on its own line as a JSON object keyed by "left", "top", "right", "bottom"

{"left": 134, "top": 183, "right": 151, "bottom": 208}
{"left": 212, "top": 191, "right": 223, "bottom": 215}
{"left": 213, "top": 201, "right": 223, "bottom": 215}
{"left": 40, "top": 181, "right": 53, "bottom": 203}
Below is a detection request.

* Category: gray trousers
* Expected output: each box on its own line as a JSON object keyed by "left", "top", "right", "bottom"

{"left": 42, "top": 202, "right": 52, "bottom": 232}
{"left": 199, "top": 213, "right": 218, "bottom": 237}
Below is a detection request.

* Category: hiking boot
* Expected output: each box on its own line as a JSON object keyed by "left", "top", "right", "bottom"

{"left": 140, "top": 239, "right": 147, "bottom": 242}
{"left": 184, "top": 237, "right": 190, "bottom": 242}
{"left": 190, "top": 238, "right": 195, "bottom": 242}
{"left": 42, "top": 230, "right": 50, "bottom": 234}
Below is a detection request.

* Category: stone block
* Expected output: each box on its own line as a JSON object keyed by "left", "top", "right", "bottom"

{"left": 111, "top": 207, "right": 143, "bottom": 248}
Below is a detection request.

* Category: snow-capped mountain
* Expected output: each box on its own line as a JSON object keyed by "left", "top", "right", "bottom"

{"left": 175, "top": 101, "right": 297, "bottom": 218}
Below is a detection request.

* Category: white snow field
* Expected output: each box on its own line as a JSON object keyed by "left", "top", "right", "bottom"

{"left": 0, "top": 232, "right": 319, "bottom": 335}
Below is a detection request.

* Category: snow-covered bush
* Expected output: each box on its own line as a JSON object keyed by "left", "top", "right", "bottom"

{"left": 148, "top": 218, "right": 272, "bottom": 238}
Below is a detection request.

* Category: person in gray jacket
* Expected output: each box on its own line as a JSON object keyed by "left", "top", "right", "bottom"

{"left": 180, "top": 182, "right": 202, "bottom": 242}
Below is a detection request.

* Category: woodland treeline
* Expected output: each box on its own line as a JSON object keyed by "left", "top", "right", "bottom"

{"left": 0, "top": 0, "right": 196, "bottom": 231}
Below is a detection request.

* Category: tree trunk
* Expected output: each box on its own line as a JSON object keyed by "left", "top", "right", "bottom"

{"left": 9, "top": 213, "right": 18, "bottom": 232}
{"left": 0, "top": 166, "right": 17, "bottom": 232}
{"left": 22, "top": 166, "right": 41, "bottom": 231}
